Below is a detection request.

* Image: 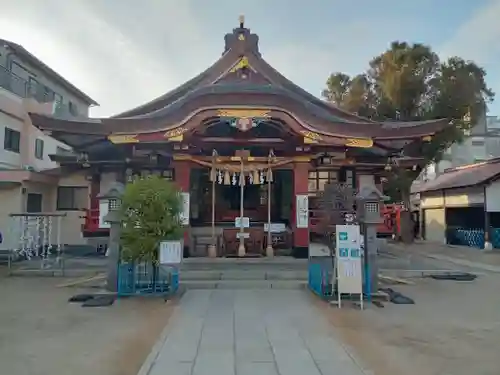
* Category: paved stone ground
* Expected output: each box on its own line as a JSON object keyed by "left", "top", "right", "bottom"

{"left": 0, "top": 276, "right": 175, "bottom": 375}
{"left": 144, "top": 290, "right": 369, "bottom": 375}
{"left": 387, "top": 240, "right": 500, "bottom": 270}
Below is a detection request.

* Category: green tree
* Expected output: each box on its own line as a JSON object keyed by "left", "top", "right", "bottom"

{"left": 323, "top": 41, "right": 494, "bottom": 241}
{"left": 119, "top": 176, "right": 183, "bottom": 263}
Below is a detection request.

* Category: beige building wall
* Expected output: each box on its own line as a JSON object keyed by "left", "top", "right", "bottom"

{"left": 0, "top": 186, "right": 23, "bottom": 250}
{"left": 0, "top": 171, "right": 91, "bottom": 250}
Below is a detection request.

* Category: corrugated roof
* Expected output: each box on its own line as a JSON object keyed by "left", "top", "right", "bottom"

{"left": 416, "top": 159, "right": 500, "bottom": 192}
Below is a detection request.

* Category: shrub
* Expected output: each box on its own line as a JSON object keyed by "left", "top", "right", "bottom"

{"left": 119, "top": 176, "right": 183, "bottom": 263}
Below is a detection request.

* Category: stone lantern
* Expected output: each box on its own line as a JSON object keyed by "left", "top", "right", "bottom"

{"left": 97, "top": 182, "right": 125, "bottom": 292}
{"left": 356, "top": 186, "right": 389, "bottom": 293}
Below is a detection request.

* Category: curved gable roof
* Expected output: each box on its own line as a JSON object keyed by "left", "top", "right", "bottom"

{"left": 111, "top": 20, "right": 373, "bottom": 123}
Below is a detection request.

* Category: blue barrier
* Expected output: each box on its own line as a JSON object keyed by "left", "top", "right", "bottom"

{"left": 308, "top": 258, "right": 333, "bottom": 298}
{"left": 117, "top": 262, "right": 179, "bottom": 297}
{"left": 453, "top": 228, "right": 484, "bottom": 249}
{"left": 491, "top": 228, "right": 500, "bottom": 249}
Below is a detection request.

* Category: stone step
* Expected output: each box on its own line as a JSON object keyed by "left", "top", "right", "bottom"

{"left": 180, "top": 258, "right": 307, "bottom": 271}
{"left": 180, "top": 269, "right": 308, "bottom": 281}
{"left": 182, "top": 279, "right": 308, "bottom": 290}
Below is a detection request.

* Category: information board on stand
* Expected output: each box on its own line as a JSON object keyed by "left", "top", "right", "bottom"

{"left": 335, "top": 224, "right": 363, "bottom": 309}
{"left": 159, "top": 240, "right": 183, "bottom": 265}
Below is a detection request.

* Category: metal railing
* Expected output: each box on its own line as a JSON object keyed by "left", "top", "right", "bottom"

{"left": 0, "top": 64, "right": 77, "bottom": 116}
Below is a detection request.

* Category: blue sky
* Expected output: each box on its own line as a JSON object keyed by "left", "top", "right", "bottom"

{"left": 0, "top": 0, "right": 499, "bottom": 117}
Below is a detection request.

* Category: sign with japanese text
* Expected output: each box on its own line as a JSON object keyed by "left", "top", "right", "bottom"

{"left": 179, "top": 192, "right": 190, "bottom": 225}
{"left": 296, "top": 194, "right": 309, "bottom": 229}
{"left": 159, "top": 240, "right": 183, "bottom": 264}
{"left": 99, "top": 200, "right": 110, "bottom": 229}
{"left": 235, "top": 217, "right": 250, "bottom": 228}
{"left": 335, "top": 224, "right": 363, "bottom": 295}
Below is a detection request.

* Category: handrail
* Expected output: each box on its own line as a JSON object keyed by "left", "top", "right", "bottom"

{"left": 0, "top": 64, "right": 77, "bottom": 116}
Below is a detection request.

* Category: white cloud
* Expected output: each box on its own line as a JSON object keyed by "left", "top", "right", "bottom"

{"left": 440, "top": 0, "right": 500, "bottom": 64}
{"left": 6, "top": 0, "right": 497, "bottom": 117}
{"left": 0, "top": 0, "right": 213, "bottom": 117}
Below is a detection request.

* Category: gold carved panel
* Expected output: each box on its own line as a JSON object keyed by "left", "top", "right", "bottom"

{"left": 345, "top": 138, "right": 373, "bottom": 148}
{"left": 217, "top": 109, "right": 271, "bottom": 118}
{"left": 300, "top": 130, "right": 323, "bottom": 142}
{"left": 108, "top": 134, "right": 138, "bottom": 144}
{"left": 164, "top": 127, "right": 188, "bottom": 141}
{"left": 229, "top": 56, "right": 251, "bottom": 73}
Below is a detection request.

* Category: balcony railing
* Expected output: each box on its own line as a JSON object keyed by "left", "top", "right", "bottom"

{"left": 0, "top": 64, "right": 79, "bottom": 117}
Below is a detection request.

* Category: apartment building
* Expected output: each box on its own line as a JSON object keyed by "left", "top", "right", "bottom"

{"left": 0, "top": 38, "right": 98, "bottom": 248}
{"left": 414, "top": 114, "right": 500, "bottom": 183}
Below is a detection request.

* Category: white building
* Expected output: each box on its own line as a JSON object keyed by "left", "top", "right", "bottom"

{"left": 415, "top": 114, "right": 500, "bottom": 184}
{"left": 0, "top": 38, "right": 98, "bottom": 249}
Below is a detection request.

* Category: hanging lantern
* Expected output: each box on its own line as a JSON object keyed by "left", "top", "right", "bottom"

{"left": 253, "top": 170, "right": 259, "bottom": 184}
{"left": 232, "top": 173, "right": 237, "bottom": 186}
{"left": 217, "top": 170, "right": 223, "bottom": 184}
{"left": 240, "top": 172, "right": 245, "bottom": 186}
{"left": 224, "top": 170, "right": 231, "bottom": 185}
{"left": 249, "top": 171, "right": 254, "bottom": 184}
{"left": 259, "top": 170, "right": 265, "bottom": 184}
{"left": 267, "top": 168, "right": 273, "bottom": 183}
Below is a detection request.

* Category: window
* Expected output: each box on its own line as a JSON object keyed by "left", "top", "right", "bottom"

{"left": 43, "top": 85, "right": 55, "bottom": 102}
{"left": 56, "top": 186, "right": 88, "bottom": 210}
{"left": 4, "top": 127, "right": 20, "bottom": 153}
{"left": 34, "top": 138, "right": 44, "bottom": 160}
{"left": 308, "top": 170, "right": 338, "bottom": 194}
{"left": 27, "top": 77, "right": 39, "bottom": 98}
{"left": 68, "top": 101, "right": 79, "bottom": 116}
{"left": 54, "top": 92, "right": 63, "bottom": 104}
{"left": 10, "top": 61, "right": 34, "bottom": 78}
{"left": 26, "top": 193, "right": 43, "bottom": 213}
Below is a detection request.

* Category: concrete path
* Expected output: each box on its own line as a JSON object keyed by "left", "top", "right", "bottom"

{"left": 140, "top": 290, "right": 368, "bottom": 375}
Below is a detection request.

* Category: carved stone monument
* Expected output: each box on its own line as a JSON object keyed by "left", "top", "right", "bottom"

{"left": 98, "top": 182, "right": 125, "bottom": 292}
{"left": 356, "top": 186, "right": 388, "bottom": 293}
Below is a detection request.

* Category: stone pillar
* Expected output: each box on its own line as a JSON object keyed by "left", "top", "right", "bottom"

{"left": 174, "top": 161, "right": 191, "bottom": 256}
{"left": 292, "top": 161, "right": 309, "bottom": 258}
{"left": 356, "top": 186, "right": 388, "bottom": 295}
{"left": 98, "top": 182, "right": 125, "bottom": 293}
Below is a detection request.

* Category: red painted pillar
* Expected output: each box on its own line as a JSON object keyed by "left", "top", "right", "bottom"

{"left": 173, "top": 161, "right": 191, "bottom": 254}
{"left": 292, "top": 162, "right": 310, "bottom": 258}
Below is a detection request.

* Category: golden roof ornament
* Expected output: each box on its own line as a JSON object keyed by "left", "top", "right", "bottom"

{"left": 239, "top": 15, "right": 245, "bottom": 28}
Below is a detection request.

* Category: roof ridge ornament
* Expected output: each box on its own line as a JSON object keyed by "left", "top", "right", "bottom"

{"left": 239, "top": 15, "right": 245, "bottom": 28}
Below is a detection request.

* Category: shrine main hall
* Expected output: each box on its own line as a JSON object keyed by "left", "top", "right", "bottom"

{"left": 28, "top": 17, "right": 450, "bottom": 258}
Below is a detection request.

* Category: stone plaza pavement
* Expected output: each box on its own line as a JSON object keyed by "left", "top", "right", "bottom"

{"left": 140, "top": 290, "right": 369, "bottom": 375}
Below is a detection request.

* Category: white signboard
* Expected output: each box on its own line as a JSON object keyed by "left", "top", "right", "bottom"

{"left": 159, "top": 240, "right": 183, "bottom": 264}
{"left": 99, "top": 200, "right": 110, "bottom": 229}
{"left": 235, "top": 217, "right": 250, "bottom": 228}
{"left": 236, "top": 232, "right": 250, "bottom": 239}
{"left": 264, "top": 223, "right": 286, "bottom": 233}
{"left": 179, "top": 192, "right": 190, "bottom": 225}
{"left": 296, "top": 194, "right": 309, "bottom": 229}
{"left": 336, "top": 224, "right": 363, "bottom": 307}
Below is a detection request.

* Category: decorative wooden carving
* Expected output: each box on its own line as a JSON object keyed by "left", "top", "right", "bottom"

{"left": 229, "top": 56, "right": 252, "bottom": 73}
{"left": 217, "top": 108, "right": 270, "bottom": 118}
{"left": 108, "top": 134, "right": 138, "bottom": 144}
{"left": 300, "top": 130, "right": 322, "bottom": 142}
{"left": 164, "top": 127, "right": 188, "bottom": 141}
{"left": 345, "top": 138, "right": 373, "bottom": 148}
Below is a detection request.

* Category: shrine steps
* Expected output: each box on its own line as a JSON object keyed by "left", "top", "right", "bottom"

{"left": 180, "top": 257, "right": 308, "bottom": 290}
